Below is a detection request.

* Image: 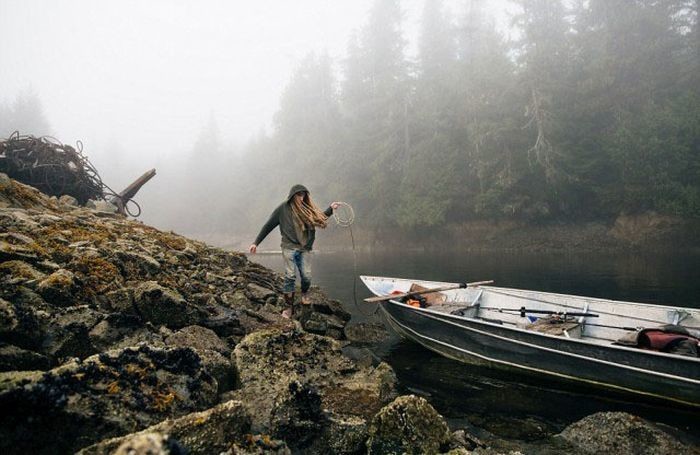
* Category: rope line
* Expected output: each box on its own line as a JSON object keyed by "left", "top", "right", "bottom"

{"left": 330, "top": 202, "right": 379, "bottom": 319}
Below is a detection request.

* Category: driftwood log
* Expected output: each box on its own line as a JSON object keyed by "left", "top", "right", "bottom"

{"left": 111, "top": 168, "right": 156, "bottom": 216}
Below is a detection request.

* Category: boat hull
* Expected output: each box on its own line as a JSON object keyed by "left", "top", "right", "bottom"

{"left": 380, "top": 300, "right": 700, "bottom": 408}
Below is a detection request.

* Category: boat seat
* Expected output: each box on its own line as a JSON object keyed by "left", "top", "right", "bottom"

{"left": 448, "top": 306, "right": 478, "bottom": 318}
{"left": 526, "top": 317, "right": 582, "bottom": 338}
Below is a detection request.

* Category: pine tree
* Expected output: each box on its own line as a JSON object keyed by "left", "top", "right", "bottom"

{"left": 2, "top": 89, "right": 51, "bottom": 137}
{"left": 396, "top": 0, "right": 459, "bottom": 228}
{"left": 454, "top": 0, "right": 522, "bottom": 219}
{"left": 340, "top": 0, "right": 410, "bottom": 225}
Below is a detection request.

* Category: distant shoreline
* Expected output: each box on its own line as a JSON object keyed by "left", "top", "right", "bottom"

{"left": 192, "top": 212, "right": 700, "bottom": 254}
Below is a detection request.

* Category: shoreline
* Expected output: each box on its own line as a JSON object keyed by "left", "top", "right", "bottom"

{"left": 1, "top": 174, "right": 697, "bottom": 454}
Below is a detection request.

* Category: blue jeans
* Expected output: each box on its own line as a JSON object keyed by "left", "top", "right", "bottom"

{"left": 282, "top": 248, "right": 311, "bottom": 294}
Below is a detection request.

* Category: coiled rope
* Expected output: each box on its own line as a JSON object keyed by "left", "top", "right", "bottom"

{"left": 332, "top": 202, "right": 355, "bottom": 227}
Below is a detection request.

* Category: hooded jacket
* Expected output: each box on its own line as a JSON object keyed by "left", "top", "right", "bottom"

{"left": 253, "top": 184, "right": 333, "bottom": 251}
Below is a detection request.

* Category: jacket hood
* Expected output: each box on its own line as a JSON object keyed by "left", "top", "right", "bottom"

{"left": 287, "top": 184, "right": 309, "bottom": 201}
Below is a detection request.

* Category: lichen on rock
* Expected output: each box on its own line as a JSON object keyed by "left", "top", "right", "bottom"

{"left": 0, "top": 174, "right": 364, "bottom": 453}
{"left": 0, "top": 345, "right": 217, "bottom": 454}
{"left": 78, "top": 400, "right": 251, "bottom": 455}
{"left": 558, "top": 411, "right": 696, "bottom": 455}
{"left": 366, "top": 394, "right": 452, "bottom": 455}
{"left": 132, "top": 281, "right": 204, "bottom": 328}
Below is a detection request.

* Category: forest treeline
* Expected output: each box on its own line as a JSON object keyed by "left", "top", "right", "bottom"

{"left": 217, "top": 0, "right": 699, "bottom": 237}
{"left": 2, "top": 0, "right": 699, "bottom": 242}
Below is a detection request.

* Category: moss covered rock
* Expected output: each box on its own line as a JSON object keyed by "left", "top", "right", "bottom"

{"left": 79, "top": 400, "right": 250, "bottom": 455}
{"left": 366, "top": 395, "right": 451, "bottom": 455}
{"left": 559, "top": 412, "right": 695, "bottom": 455}
{"left": 0, "top": 345, "right": 217, "bottom": 454}
{"left": 133, "top": 281, "right": 204, "bottom": 328}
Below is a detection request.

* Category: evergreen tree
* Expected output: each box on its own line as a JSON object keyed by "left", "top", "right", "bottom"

{"left": 512, "top": 0, "right": 572, "bottom": 181}
{"left": 396, "top": 0, "right": 459, "bottom": 228}
{"left": 454, "top": 0, "right": 523, "bottom": 219}
{"left": 226, "top": 0, "right": 700, "bottom": 244}
{"left": 572, "top": 0, "right": 699, "bottom": 216}
{"left": 1, "top": 89, "right": 51, "bottom": 137}
{"left": 340, "top": 0, "right": 410, "bottom": 225}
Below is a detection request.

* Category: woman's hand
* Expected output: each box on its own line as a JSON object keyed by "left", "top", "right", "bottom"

{"left": 330, "top": 202, "right": 341, "bottom": 210}
{"left": 249, "top": 244, "right": 257, "bottom": 254}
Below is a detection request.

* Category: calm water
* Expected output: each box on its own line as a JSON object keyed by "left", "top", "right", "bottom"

{"left": 251, "top": 249, "right": 700, "bottom": 438}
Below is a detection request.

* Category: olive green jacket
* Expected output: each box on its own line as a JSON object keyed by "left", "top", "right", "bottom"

{"left": 253, "top": 185, "right": 333, "bottom": 251}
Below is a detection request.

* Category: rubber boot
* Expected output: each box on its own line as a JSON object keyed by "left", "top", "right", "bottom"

{"left": 282, "top": 292, "right": 295, "bottom": 318}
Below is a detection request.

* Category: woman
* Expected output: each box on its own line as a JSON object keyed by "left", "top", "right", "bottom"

{"left": 249, "top": 184, "right": 340, "bottom": 318}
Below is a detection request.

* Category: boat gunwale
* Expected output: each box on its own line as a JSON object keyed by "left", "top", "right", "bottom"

{"left": 383, "top": 299, "right": 700, "bottom": 365}
{"left": 380, "top": 305, "right": 700, "bottom": 408}
{"left": 384, "top": 300, "right": 700, "bottom": 381}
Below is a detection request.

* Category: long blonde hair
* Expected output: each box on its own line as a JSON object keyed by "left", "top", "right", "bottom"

{"left": 290, "top": 192, "right": 329, "bottom": 239}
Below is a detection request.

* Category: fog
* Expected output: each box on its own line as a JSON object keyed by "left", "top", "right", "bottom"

{"left": 1, "top": 0, "right": 697, "bottom": 250}
{"left": 1, "top": 1, "right": 510, "bottom": 160}
{"left": 1, "top": 1, "right": 395, "bottom": 169}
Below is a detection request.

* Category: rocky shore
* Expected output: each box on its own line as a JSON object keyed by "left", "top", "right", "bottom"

{"left": 1, "top": 173, "right": 697, "bottom": 454}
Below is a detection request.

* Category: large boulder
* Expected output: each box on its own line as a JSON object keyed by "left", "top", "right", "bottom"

{"left": 366, "top": 395, "right": 452, "bottom": 455}
{"left": 0, "top": 293, "right": 46, "bottom": 350}
{"left": 314, "top": 414, "right": 369, "bottom": 454}
{"left": 79, "top": 400, "right": 251, "bottom": 455}
{"left": 278, "top": 287, "right": 351, "bottom": 339}
{"left": 99, "top": 287, "right": 135, "bottom": 314}
{"left": 299, "top": 310, "right": 347, "bottom": 339}
{"left": 0, "top": 345, "right": 217, "bottom": 454}
{"left": 115, "top": 250, "right": 161, "bottom": 277}
{"left": 42, "top": 305, "right": 104, "bottom": 360}
{"left": 87, "top": 314, "right": 145, "bottom": 352}
{"left": 36, "top": 269, "right": 78, "bottom": 306}
{"left": 246, "top": 282, "right": 277, "bottom": 302}
{"left": 269, "top": 380, "right": 327, "bottom": 451}
{"left": 132, "top": 281, "right": 204, "bottom": 328}
{"left": 558, "top": 412, "right": 696, "bottom": 455}
{"left": 230, "top": 328, "right": 397, "bottom": 450}
{"left": 165, "top": 325, "right": 235, "bottom": 393}
{"left": 164, "top": 325, "right": 230, "bottom": 356}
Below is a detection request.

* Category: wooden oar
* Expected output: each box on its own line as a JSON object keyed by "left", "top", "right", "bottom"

{"left": 364, "top": 280, "right": 494, "bottom": 303}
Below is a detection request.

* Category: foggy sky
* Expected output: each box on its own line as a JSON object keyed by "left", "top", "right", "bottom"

{"left": 1, "top": 0, "right": 512, "bottom": 190}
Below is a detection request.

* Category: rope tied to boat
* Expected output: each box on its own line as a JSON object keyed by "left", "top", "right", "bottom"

{"left": 330, "top": 202, "right": 379, "bottom": 318}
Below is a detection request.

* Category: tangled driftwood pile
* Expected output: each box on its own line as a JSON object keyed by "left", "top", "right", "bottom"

{"left": 0, "top": 132, "right": 155, "bottom": 216}
{"left": 0, "top": 132, "right": 104, "bottom": 204}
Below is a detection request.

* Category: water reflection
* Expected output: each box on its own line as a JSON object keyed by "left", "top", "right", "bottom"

{"left": 253, "top": 250, "right": 700, "bottom": 310}
{"left": 386, "top": 339, "right": 699, "bottom": 438}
